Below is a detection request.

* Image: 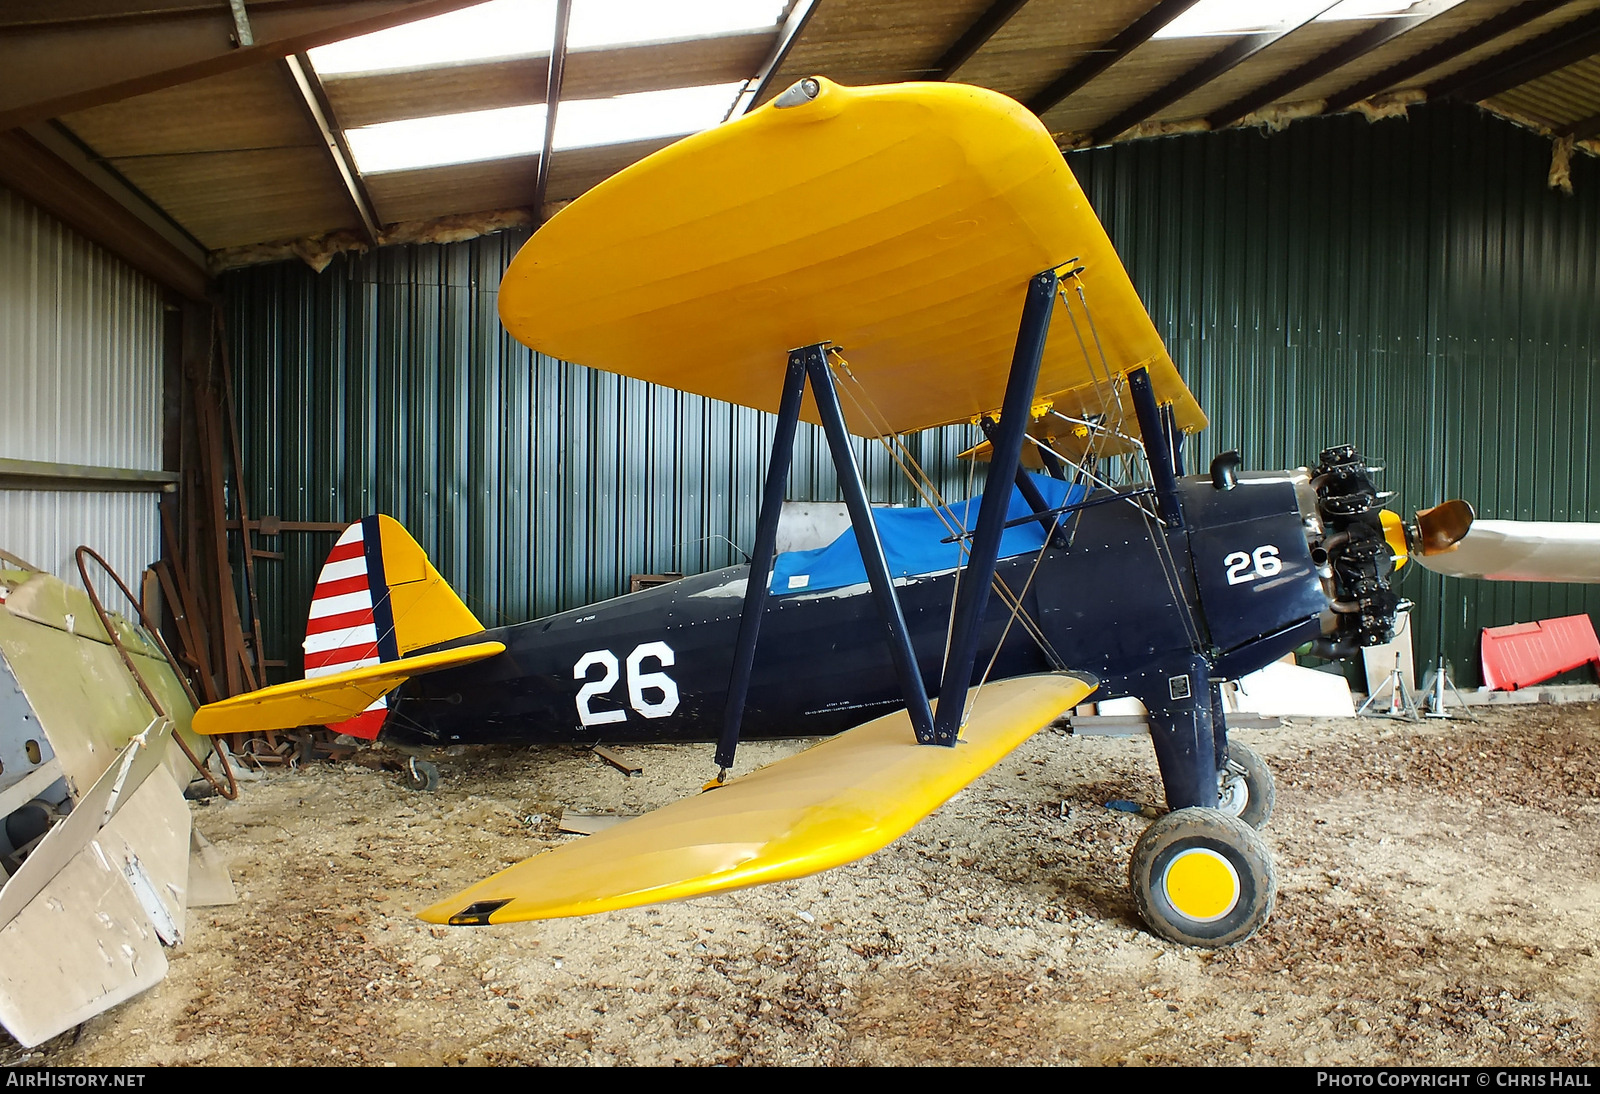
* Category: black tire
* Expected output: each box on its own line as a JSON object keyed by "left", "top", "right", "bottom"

{"left": 1217, "top": 740, "right": 1275, "bottom": 829}
{"left": 404, "top": 758, "right": 440, "bottom": 793}
{"left": 1130, "top": 807, "right": 1276, "bottom": 948}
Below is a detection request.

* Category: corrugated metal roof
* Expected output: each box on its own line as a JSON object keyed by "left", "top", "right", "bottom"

{"left": 14, "top": 1, "right": 1598, "bottom": 261}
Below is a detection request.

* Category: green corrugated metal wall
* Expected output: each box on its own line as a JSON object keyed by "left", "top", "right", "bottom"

{"left": 1066, "top": 101, "right": 1600, "bottom": 684}
{"left": 225, "top": 101, "right": 1600, "bottom": 685}
{"left": 224, "top": 238, "right": 975, "bottom": 677}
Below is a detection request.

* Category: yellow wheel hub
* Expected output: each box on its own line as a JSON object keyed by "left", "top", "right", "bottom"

{"left": 1162, "top": 847, "right": 1240, "bottom": 922}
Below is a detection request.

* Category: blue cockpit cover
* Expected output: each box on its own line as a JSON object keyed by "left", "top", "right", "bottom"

{"left": 769, "top": 473, "right": 1087, "bottom": 596}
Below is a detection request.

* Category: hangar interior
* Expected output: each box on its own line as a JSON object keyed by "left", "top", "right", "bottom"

{"left": 1, "top": 0, "right": 1600, "bottom": 1064}
{"left": 5, "top": 0, "right": 1600, "bottom": 690}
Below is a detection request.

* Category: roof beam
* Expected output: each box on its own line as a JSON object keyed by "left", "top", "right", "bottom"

{"left": 729, "top": 0, "right": 820, "bottom": 117}
{"left": 1025, "top": 0, "right": 1203, "bottom": 117}
{"left": 1206, "top": 7, "right": 1444, "bottom": 130}
{"left": 1321, "top": 0, "right": 1569, "bottom": 114}
{"left": 533, "top": 0, "right": 572, "bottom": 224}
{"left": 1563, "top": 110, "right": 1600, "bottom": 142}
{"left": 284, "top": 53, "right": 382, "bottom": 245}
{"left": 0, "top": 0, "right": 484, "bottom": 131}
{"left": 1427, "top": 7, "right": 1600, "bottom": 103}
{"left": 0, "top": 129, "right": 210, "bottom": 300}
{"left": 1088, "top": 3, "right": 1341, "bottom": 146}
{"left": 931, "top": 0, "right": 1033, "bottom": 81}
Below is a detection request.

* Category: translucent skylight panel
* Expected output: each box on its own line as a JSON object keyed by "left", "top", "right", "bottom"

{"left": 1154, "top": 0, "right": 1464, "bottom": 38}
{"left": 1317, "top": 0, "right": 1465, "bottom": 20}
{"left": 345, "top": 104, "right": 547, "bottom": 173}
{"left": 570, "top": 0, "right": 789, "bottom": 49}
{"left": 344, "top": 83, "right": 745, "bottom": 173}
{"left": 1154, "top": 1, "right": 1334, "bottom": 39}
{"left": 553, "top": 83, "right": 745, "bottom": 151}
{"left": 310, "top": 0, "right": 788, "bottom": 76}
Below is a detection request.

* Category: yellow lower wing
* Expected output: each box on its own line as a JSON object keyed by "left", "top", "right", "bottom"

{"left": 190, "top": 641, "right": 506, "bottom": 735}
{"left": 419, "top": 671, "right": 1095, "bottom": 925}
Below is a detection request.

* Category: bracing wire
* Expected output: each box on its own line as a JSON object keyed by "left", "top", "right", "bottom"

{"left": 825, "top": 352, "right": 1065, "bottom": 671}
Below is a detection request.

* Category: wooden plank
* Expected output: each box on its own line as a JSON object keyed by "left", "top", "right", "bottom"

{"left": 158, "top": 505, "right": 217, "bottom": 703}
{"left": 0, "top": 458, "right": 178, "bottom": 493}
{"left": 227, "top": 518, "right": 351, "bottom": 534}
{"left": 592, "top": 745, "right": 642, "bottom": 776}
{"left": 213, "top": 309, "right": 269, "bottom": 686}
{"left": 193, "top": 377, "right": 252, "bottom": 696}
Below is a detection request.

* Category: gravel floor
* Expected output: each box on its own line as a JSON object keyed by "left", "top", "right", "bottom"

{"left": 5, "top": 702, "right": 1596, "bottom": 1066}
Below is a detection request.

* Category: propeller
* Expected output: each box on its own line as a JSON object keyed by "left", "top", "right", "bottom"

{"left": 1407, "top": 504, "right": 1600, "bottom": 584}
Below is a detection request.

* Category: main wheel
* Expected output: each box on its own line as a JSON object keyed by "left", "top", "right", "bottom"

{"left": 1216, "top": 741, "right": 1275, "bottom": 829}
{"left": 1130, "top": 807, "right": 1276, "bottom": 948}
{"left": 404, "top": 757, "right": 440, "bottom": 793}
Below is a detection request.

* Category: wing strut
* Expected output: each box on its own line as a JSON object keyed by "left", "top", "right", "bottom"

{"left": 931, "top": 269, "right": 1058, "bottom": 745}
{"left": 980, "top": 416, "right": 1065, "bottom": 547}
{"left": 714, "top": 340, "right": 939, "bottom": 775}
{"left": 715, "top": 268, "right": 1065, "bottom": 771}
{"left": 1129, "top": 365, "right": 1185, "bottom": 529}
{"left": 714, "top": 351, "right": 810, "bottom": 773}
{"left": 805, "top": 343, "right": 939, "bottom": 743}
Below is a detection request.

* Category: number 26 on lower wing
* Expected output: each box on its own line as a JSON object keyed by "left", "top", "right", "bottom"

{"left": 1224, "top": 545, "right": 1282, "bottom": 585}
{"left": 574, "top": 641, "right": 681, "bottom": 726}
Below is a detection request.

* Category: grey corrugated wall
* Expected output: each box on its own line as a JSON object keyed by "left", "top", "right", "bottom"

{"left": 226, "top": 102, "right": 1600, "bottom": 684}
{"left": 0, "top": 184, "right": 165, "bottom": 589}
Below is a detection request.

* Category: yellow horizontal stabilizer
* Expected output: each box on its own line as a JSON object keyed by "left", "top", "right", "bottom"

{"left": 419, "top": 671, "right": 1095, "bottom": 925}
{"left": 499, "top": 78, "right": 1204, "bottom": 440}
{"left": 190, "top": 641, "right": 506, "bottom": 736}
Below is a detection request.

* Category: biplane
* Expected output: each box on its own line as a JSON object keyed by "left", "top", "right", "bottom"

{"left": 191, "top": 77, "right": 1588, "bottom": 948}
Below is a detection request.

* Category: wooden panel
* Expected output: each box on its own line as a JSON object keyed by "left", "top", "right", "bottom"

{"left": 764, "top": 0, "right": 995, "bottom": 92}
{"left": 365, "top": 154, "right": 539, "bottom": 223}
{"left": 325, "top": 31, "right": 773, "bottom": 129}
{"left": 1294, "top": 0, "right": 1575, "bottom": 101}
{"left": 0, "top": 0, "right": 483, "bottom": 130}
{"left": 61, "top": 65, "right": 319, "bottom": 157}
{"left": 947, "top": 0, "right": 1156, "bottom": 101}
{"left": 108, "top": 147, "right": 356, "bottom": 249}
{"left": 543, "top": 137, "right": 678, "bottom": 202}
{"left": 1491, "top": 54, "right": 1600, "bottom": 128}
{"left": 364, "top": 136, "right": 677, "bottom": 223}
{"left": 1033, "top": 36, "right": 1224, "bottom": 137}
{"left": 1152, "top": 20, "right": 1364, "bottom": 123}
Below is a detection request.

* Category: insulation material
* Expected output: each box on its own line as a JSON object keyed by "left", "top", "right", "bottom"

{"left": 1549, "top": 135, "right": 1575, "bottom": 194}
{"left": 1480, "top": 615, "right": 1600, "bottom": 691}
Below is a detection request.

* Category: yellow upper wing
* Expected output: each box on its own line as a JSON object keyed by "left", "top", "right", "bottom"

{"left": 191, "top": 641, "right": 506, "bottom": 736}
{"left": 499, "top": 78, "right": 1203, "bottom": 440}
{"left": 419, "top": 672, "right": 1095, "bottom": 925}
